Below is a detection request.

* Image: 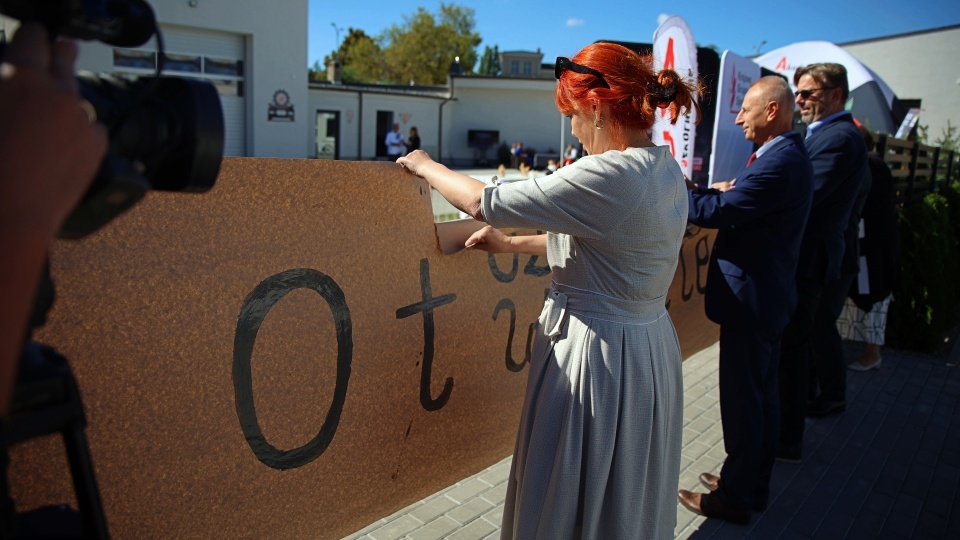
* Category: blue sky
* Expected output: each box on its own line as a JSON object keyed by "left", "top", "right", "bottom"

{"left": 308, "top": 0, "right": 959, "bottom": 68}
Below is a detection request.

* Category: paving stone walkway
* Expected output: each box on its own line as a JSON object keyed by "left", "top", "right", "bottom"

{"left": 344, "top": 337, "right": 960, "bottom": 540}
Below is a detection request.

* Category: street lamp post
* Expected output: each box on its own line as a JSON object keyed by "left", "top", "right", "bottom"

{"left": 329, "top": 22, "right": 344, "bottom": 84}
{"left": 331, "top": 22, "right": 344, "bottom": 60}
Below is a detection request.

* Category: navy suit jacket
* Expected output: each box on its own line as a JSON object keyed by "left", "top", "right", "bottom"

{"left": 688, "top": 132, "right": 813, "bottom": 335}
{"left": 796, "top": 113, "right": 870, "bottom": 282}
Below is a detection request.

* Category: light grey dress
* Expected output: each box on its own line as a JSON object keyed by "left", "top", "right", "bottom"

{"left": 481, "top": 146, "right": 687, "bottom": 539}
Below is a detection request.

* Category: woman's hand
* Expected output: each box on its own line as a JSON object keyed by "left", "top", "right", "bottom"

{"left": 465, "top": 225, "right": 513, "bottom": 253}
{"left": 397, "top": 149, "right": 434, "bottom": 177}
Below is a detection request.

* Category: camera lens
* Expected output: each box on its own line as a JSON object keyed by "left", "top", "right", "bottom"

{"left": 77, "top": 73, "right": 224, "bottom": 192}
{"left": 58, "top": 73, "right": 224, "bottom": 238}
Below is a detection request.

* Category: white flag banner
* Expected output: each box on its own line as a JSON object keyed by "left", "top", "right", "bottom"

{"left": 651, "top": 15, "right": 698, "bottom": 179}
{"left": 708, "top": 51, "right": 760, "bottom": 186}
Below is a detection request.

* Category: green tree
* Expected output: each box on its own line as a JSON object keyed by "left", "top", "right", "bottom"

{"left": 309, "top": 59, "right": 326, "bottom": 82}
{"left": 934, "top": 120, "right": 958, "bottom": 152}
{"left": 918, "top": 120, "right": 959, "bottom": 151}
{"left": 478, "top": 45, "right": 501, "bottom": 76}
{"left": 381, "top": 3, "right": 481, "bottom": 85}
{"left": 323, "top": 28, "right": 386, "bottom": 83}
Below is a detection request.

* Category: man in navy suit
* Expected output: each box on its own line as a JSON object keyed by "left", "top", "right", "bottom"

{"left": 779, "top": 64, "right": 870, "bottom": 455}
{"left": 678, "top": 76, "right": 813, "bottom": 525}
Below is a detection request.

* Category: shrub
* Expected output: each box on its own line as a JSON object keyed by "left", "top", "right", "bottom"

{"left": 887, "top": 190, "right": 960, "bottom": 352}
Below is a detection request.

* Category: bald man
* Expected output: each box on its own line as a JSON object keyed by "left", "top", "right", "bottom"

{"left": 678, "top": 76, "right": 813, "bottom": 525}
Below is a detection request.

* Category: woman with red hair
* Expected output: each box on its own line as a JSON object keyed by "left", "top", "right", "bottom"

{"left": 398, "top": 42, "right": 700, "bottom": 538}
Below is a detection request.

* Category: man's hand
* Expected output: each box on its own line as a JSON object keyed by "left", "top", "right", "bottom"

{"left": 0, "top": 22, "right": 108, "bottom": 238}
{"left": 711, "top": 180, "right": 735, "bottom": 192}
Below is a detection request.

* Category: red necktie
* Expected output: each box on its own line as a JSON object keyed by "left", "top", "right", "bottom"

{"left": 746, "top": 152, "right": 757, "bottom": 167}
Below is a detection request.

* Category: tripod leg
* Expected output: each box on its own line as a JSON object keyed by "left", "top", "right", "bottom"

{"left": 60, "top": 370, "right": 109, "bottom": 540}
{"left": 0, "top": 436, "right": 18, "bottom": 539}
{"left": 62, "top": 425, "right": 109, "bottom": 539}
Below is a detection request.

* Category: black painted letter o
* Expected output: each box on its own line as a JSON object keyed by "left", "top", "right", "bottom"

{"left": 233, "top": 269, "right": 352, "bottom": 470}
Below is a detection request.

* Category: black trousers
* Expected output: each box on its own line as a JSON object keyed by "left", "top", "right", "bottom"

{"left": 810, "top": 272, "right": 857, "bottom": 402}
{"left": 779, "top": 275, "right": 824, "bottom": 448}
{"left": 716, "top": 325, "right": 781, "bottom": 511}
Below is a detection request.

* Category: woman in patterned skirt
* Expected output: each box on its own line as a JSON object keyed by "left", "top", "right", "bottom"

{"left": 397, "top": 42, "right": 701, "bottom": 539}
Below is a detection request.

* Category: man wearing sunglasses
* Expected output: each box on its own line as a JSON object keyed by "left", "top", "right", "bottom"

{"left": 778, "top": 63, "right": 869, "bottom": 462}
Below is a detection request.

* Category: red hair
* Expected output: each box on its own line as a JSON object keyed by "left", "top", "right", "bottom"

{"left": 555, "top": 42, "right": 702, "bottom": 143}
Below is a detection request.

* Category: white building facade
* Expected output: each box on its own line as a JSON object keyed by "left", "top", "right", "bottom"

{"left": 8, "top": 2, "right": 952, "bottom": 163}
{"left": 840, "top": 24, "right": 960, "bottom": 144}
{"left": 60, "top": 0, "right": 310, "bottom": 159}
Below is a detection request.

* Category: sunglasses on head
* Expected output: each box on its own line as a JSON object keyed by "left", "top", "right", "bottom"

{"left": 555, "top": 57, "right": 610, "bottom": 89}
{"left": 794, "top": 86, "right": 837, "bottom": 99}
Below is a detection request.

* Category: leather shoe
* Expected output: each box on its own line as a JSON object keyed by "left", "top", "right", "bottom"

{"left": 776, "top": 442, "right": 802, "bottom": 463}
{"left": 678, "top": 490, "right": 751, "bottom": 525}
{"left": 699, "top": 472, "right": 720, "bottom": 491}
{"left": 696, "top": 473, "right": 768, "bottom": 511}
{"left": 806, "top": 397, "right": 846, "bottom": 417}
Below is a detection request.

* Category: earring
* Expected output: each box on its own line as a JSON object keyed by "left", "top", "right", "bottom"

{"left": 594, "top": 116, "right": 605, "bottom": 129}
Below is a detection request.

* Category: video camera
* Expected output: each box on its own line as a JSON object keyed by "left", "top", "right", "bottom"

{"left": 0, "top": 0, "right": 225, "bottom": 238}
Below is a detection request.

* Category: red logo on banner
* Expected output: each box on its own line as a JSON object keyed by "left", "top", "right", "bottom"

{"left": 664, "top": 37, "right": 675, "bottom": 71}
{"left": 775, "top": 56, "right": 788, "bottom": 71}
{"left": 662, "top": 131, "right": 677, "bottom": 157}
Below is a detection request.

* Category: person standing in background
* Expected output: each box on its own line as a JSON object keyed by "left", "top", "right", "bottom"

{"left": 404, "top": 126, "right": 421, "bottom": 155}
{"left": 385, "top": 123, "right": 404, "bottom": 160}
{"left": 837, "top": 126, "right": 902, "bottom": 371}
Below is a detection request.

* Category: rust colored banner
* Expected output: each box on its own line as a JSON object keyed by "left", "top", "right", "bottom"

{"left": 8, "top": 158, "right": 717, "bottom": 538}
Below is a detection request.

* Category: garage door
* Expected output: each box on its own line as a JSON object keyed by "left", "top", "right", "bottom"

{"left": 113, "top": 25, "right": 247, "bottom": 156}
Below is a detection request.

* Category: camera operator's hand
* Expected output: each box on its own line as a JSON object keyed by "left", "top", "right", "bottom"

{"left": 0, "top": 22, "right": 108, "bottom": 237}
{"left": 0, "top": 23, "right": 108, "bottom": 414}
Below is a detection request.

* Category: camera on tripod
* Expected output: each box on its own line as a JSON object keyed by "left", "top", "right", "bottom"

{"left": 0, "top": 2, "right": 226, "bottom": 537}
{"left": 0, "top": 0, "right": 225, "bottom": 238}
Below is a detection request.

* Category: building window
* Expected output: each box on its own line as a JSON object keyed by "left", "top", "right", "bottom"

{"left": 164, "top": 53, "right": 203, "bottom": 73}
{"left": 112, "top": 48, "right": 244, "bottom": 96}
{"left": 523, "top": 62, "right": 532, "bottom": 75}
{"left": 510, "top": 61, "right": 519, "bottom": 75}
{"left": 114, "top": 49, "right": 156, "bottom": 70}
{"left": 205, "top": 57, "right": 244, "bottom": 77}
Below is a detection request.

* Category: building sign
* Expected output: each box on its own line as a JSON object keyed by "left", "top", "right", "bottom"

{"left": 268, "top": 89, "right": 294, "bottom": 121}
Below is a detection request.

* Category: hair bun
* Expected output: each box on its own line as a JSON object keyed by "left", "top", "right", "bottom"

{"left": 647, "top": 81, "right": 678, "bottom": 108}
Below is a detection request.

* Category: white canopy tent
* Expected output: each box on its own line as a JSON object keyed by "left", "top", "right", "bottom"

{"left": 755, "top": 41, "right": 902, "bottom": 134}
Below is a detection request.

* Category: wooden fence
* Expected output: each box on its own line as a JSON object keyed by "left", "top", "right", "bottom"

{"left": 876, "top": 135, "right": 959, "bottom": 206}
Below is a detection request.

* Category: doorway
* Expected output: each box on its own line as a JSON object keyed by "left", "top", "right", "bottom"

{"left": 376, "top": 110, "right": 394, "bottom": 159}
{"left": 315, "top": 110, "right": 340, "bottom": 159}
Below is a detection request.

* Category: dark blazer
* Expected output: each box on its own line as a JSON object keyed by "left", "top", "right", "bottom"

{"left": 796, "top": 113, "right": 870, "bottom": 283}
{"left": 850, "top": 154, "right": 902, "bottom": 310}
{"left": 688, "top": 132, "right": 813, "bottom": 335}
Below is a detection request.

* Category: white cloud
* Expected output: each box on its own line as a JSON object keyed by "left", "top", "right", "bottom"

{"left": 657, "top": 13, "right": 670, "bottom": 26}
{"left": 566, "top": 18, "right": 585, "bottom": 27}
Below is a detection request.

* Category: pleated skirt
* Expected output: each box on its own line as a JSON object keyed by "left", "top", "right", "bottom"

{"left": 500, "top": 284, "right": 684, "bottom": 540}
